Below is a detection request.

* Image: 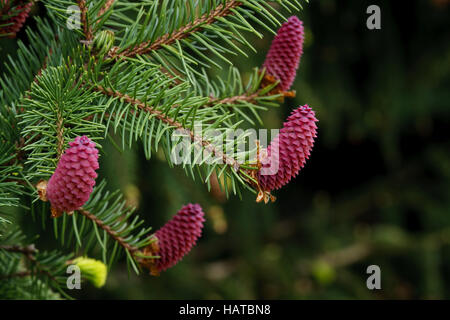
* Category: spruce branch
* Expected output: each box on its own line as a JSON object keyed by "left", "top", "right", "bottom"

{"left": 0, "top": 0, "right": 311, "bottom": 295}
{"left": 0, "top": 230, "right": 68, "bottom": 290}
{"left": 211, "top": 92, "right": 260, "bottom": 106}
{"left": 92, "top": 84, "right": 240, "bottom": 170}
{"left": 77, "top": 208, "right": 139, "bottom": 254}
{"left": 108, "top": 0, "right": 242, "bottom": 58}
{"left": 47, "top": 180, "right": 154, "bottom": 273}
{"left": 205, "top": 75, "right": 281, "bottom": 108}
{"left": 55, "top": 106, "right": 65, "bottom": 159}
{"left": 186, "top": 67, "right": 283, "bottom": 126}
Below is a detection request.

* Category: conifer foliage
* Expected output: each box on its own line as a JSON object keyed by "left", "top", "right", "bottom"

{"left": 0, "top": 0, "right": 315, "bottom": 298}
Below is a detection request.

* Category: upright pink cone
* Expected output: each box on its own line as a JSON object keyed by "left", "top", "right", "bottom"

{"left": 262, "top": 16, "right": 304, "bottom": 91}
{"left": 257, "top": 105, "right": 318, "bottom": 192}
{"left": 46, "top": 136, "right": 99, "bottom": 216}
{"left": 0, "top": 1, "right": 33, "bottom": 38}
{"left": 142, "top": 204, "right": 205, "bottom": 274}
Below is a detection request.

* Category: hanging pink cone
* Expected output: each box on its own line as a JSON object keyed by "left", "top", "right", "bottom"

{"left": 141, "top": 204, "right": 205, "bottom": 275}
{"left": 257, "top": 105, "right": 318, "bottom": 192}
{"left": 0, "top": 1, "right": 33, "bottom": 38}
{"left": 262, "top": 16, "right": 304, "bottom": 91}
{"left": 46, "top": 136, "right": 99, "bottom": 216}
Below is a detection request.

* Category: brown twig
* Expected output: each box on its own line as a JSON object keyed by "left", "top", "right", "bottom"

{"left": 77, "top": 208, "right": 139, "bottom": 253}
{"left": 0, "top": 271, "right": 32, "bottom": 279}
{"left": 203, "top": 70, "right": 294, "bottom": 109}
{"left": 0, "top": 268, "right": 57, "bottom": 281}
{"left": 14, "top": 266, "right": 56, "bottom": 283}
{"left": 78, "top": 0, "right": 93, "bottom": 41}
{"left": 0, "top": 244, "right": 57, "bottom": 281}
{"left": 0, "top": 244, "right": 37, "bottom": 261}
{"left": 108, "top": 0, "right": 242, "bottom": 58}
{"left": 55, "top": 109, "right": 64, "bottom": 160}
{"left": 97, "top": 0, "right": 115, "bottom": 17}
{"left": 159, "top": 65, "right": 183, "bottom": 86}
{"left": 208, "top": 92, "right": 260, "bottom": 107}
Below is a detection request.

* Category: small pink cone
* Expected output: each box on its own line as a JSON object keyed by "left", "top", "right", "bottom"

{"left": 262, "top": 16, "right": 305, "bottom": 91}
{"left": 46, "top": 136, "right": 99, "bottom": 216}
{"left": 257, "top": 105, "right": 318, "bottom": 192}
{"left": 141, "top": 204, "right": 205, "bottom": 275}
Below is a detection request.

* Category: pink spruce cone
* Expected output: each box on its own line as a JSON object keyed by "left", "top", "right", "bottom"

{"left": 0, "top": 1, "right": 33, "bottom": 38}
{"left": 262, "top": 16, "right": 304, "bottom": 91}
{"left": 150, "top": 204, "right": 205, "bottom": 273}
{"left": 258, "top": 105, "right": 318, "bottom": 192}
{"left": 46, "top": 136, "right": 99, "bottom": 215}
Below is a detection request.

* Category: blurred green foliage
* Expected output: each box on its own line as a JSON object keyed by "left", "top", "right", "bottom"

{"left": 1, "top": 0, "right": 449, "bottom": 299}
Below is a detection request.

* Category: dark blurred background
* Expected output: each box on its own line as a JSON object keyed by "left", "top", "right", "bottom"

{"left": 1, "top": 0, "right": 450, "bottom": 299}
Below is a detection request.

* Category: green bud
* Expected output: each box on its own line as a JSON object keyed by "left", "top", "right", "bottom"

{"left": 312, "top": 260, "right": 336, "bottom": 285}
{"left": 93, "top": 30, "right": 115, "bottom": 56}
{"left": 73, "top": 256, "right": 108, "bottom": 288}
